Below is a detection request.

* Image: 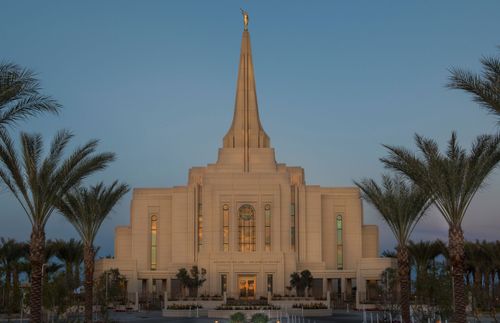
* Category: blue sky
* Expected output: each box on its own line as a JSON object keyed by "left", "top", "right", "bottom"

{"left": 1, "top": 1, "right": 499, "bottom": 255}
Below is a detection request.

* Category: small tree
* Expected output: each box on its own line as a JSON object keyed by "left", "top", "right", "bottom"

{"left": 175, "top": 266, "right": 207, "bottom": 298}
{"left": 300, "top": 270, "right": 313, "bottom": 297}
{"left": 230, "top": 311, "right": 246, "bottom": 323}
{"left": 290, "top": 270, "right": 314, "bottom": 297}
{"left": 189, "top": 266, "right": 207, "bottom": 298}
{"left": 176, "top": 268, "right": 190, "bottom": 298}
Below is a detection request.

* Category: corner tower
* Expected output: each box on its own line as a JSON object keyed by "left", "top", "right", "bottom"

{"left": 222, "top": 11, "right": 271, "bottom": 172}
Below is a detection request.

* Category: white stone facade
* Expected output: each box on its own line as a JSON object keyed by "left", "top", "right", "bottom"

{"left": 95, "top": 28, "right": 393, "bottom": 307}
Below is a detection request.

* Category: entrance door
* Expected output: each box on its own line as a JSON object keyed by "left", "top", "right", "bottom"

{"left": 239, "top": 275, "right": 256, "bottom": 299}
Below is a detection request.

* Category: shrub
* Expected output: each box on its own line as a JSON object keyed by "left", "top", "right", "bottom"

{"left": 230, "top": 311, "right": 246, "bottom": 323}
{"left": 251, "top": 313, "right": 269, "bottom": 323}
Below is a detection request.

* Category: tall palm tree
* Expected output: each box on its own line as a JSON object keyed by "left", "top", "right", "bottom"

{"left": 381, "top": 132, "right": 500, "bottom": 323}
{"left": 448, "top": 51, "right": 500, "bottom": 122}
{"left": 354, "top": 175, "right": 430, "bottom": 323}
{"left": 0, "top": 63, "right": 60, "bottom": 128}
{"left": 57, "top": 181, "right": 129, "bottom": 323}
{"left": 0, "top": 130, "right": 114, "bottom": 323}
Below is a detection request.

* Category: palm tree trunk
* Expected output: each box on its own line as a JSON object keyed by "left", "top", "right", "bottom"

{"left": 84, "top": 245, "right": 95, "bottom": 323}
{"left": 29, "top": 228, "right": 45, "bottom": 323}
{"left": 5, "top": 267, "right": 11, "bottom": 319}
{"left": 397, "top": 245, "right": 411, "bottom": 323}
{"left": 449, "top": 225, "right": 467, "bottom": 323}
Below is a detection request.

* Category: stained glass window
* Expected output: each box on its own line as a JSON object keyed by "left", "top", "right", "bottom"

{"left": 238, "top": 204, "right": 256, "bottom": 252}
{"left": 337, "top": 214, "right": 343, "bottom": 269}
{"left": 265, "top": 204, "right": 271, "bottom": 251}
{"left": 151, "top": 215, "right": 157, "bottom": 270}
{"left": 223, "top": 204, "right": 229, "bottom": 252}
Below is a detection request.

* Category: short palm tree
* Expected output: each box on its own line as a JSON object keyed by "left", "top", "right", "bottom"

{"left": 408, "top": 240, "right": 445, "bottom": 303}
{"left": 57, "top": 181, "right": 129, "bottom": 323}
{"left": 0, "top": 238, "right": 29, "bottom": 315}
{"left": 0, "top": 63, "right": 60, "bottom": 128}
{"left": 448, "top": 51, "right": 500, "bottom": 122}
{"left": 355, "top": 175, "right": 431, "bottom": 323}
{"left": 381, "top": 132, "right": 500, "bottom": 323}
{"left": 53, "top": 239, "right": 84, "bottom": 290}
{"left": 0, "top": 130, "right": 114, "bottom": 323}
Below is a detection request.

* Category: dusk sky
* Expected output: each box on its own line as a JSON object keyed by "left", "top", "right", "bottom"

{"left": 1, "top": 1, "right": 499, "bottom": 256}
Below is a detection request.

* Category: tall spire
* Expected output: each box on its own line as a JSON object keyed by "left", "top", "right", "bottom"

{"left": 223, "top": 13, "right": 270, "bottom": 172}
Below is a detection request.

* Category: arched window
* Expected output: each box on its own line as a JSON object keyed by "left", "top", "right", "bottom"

{"left": 151, "top": 215, "right": 158, "bottom": 270}
{"left": 264, "top": 204, "right": 272, "bottom": 251}
{"left": 336, "top": 214, "right": 343, "bottom": 270}
{"left": 223, "top": 204, "right": 230, "bottom": 252}
{"left": 238, "top": 204, "right": 256, "bottom": 252}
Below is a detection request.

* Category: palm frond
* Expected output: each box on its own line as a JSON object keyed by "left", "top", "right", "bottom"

{"left": 354, "top": 174, "right": 431, "bottom": 246}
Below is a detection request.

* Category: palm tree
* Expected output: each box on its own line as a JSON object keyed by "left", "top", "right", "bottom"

{"left": 57, "top": 181, "right": 129, "bottom": 323}
{"left": 448, "top": 51, "right": 500, "bottom": 122}
{"left": 355, "top": 175, "right": 431, "bottom": 323}
{"left": 53, "top": 239, "right": 84, "bottom": 291}
{"left": 0, "top": 63, "right": 60, "bottom": 128}
{"left": 381, "top": 132, "right": 500, "bottom": 323}
{"left": 0, "top": 130, "right": 114, "bottom": 323}
{"left": 0, "top": 238, "right": 29, "bottom": 315}
{"left": 408, "top": 240, "right": 444, "bottom": 303}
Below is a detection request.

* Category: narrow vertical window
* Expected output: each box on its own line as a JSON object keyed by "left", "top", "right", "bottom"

{"left": 221, "top": 274, "right": 227, "bottom": 294}
{"left": 267, "top": 274, "right": 273, "bottom": 294}
{"left": 197, "top": 186, "right": 203, "bottom": 251}
{"left": 151, "top": 215, "right": 157, "bottom": 270}
{"left": 290, "top": 186, "right": 296, "bottom": 251}
{"left": 336, "top": 214, "right": 343, "bottom": 270}
{"left": 223, "top": 204, "right": 230, "bottom": 252}
{"left": 264, "top": 204, "right": 272, "bottom": 251}
{"left": 238, "top": 204, "right": 256, "bottom": 252}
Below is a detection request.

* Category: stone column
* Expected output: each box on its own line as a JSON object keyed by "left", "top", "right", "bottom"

{"left": 341, "top": 277, "right": 346, "bottom": 301}
{"left": 167, "top": 277, "right": 172, "bottom": 296}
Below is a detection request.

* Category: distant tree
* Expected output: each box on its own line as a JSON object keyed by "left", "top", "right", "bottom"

{"left": 382, "top": 132, "right": 500, "bottom": 323}
{"left": 448, "top": 49, "right": 500, "bottom": 123}
{"left": 175, "top": 266, "right": 207, "bottom": 298}
{"left": 382, "top": 249, "right": 397, "bottom": 258}
{"left": 176, "top": 268, "right": 190, "bottom": 298}
{"left": 53, "top": 239, "right": 84, "bottom": 291}
{"left": 408, "top": 240, "right": 445, "bottom": 303}
{"left": 355, "top": 175, "right": 431, "bottom": 323}
{"left": 57, "top": 182, "right": 129, "bottom": 323}
{"left": 0, "top": 238, "right": 29, "bottom": 316}
{"left": 289, "top": 270, "right": 314, "bottom": 297}
{"left": 189, "top": 266, "right": 207, "bottom": 298}
{"left": 0, "top": 63, "right": 60, "bottom": 129}
{"left": 0, "top": 130, "right": 114, "bottom": 322}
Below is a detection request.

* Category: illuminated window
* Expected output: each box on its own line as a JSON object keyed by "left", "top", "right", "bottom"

{"left": 151, "top": 215, "right": 157, "bottom": 270}
{"left": 264, "top": 204, "right": 272, "bottom": 251}
{"left": 238, "top": 204, "right": 256, "bottom": 252}
{"left": 221, "top": 274, "right": 227, "bottom": 294}
{"left": 197, "top": 186, "right": 202, "bottom": 251}
{"left": 290, "top": 186, "right": 296, "bottom": 250}
{"left": 337, "top": 214, "right": 343, "bottom": 270}
{"left": 223, "top": 204, "right": 230, "bottom": 252}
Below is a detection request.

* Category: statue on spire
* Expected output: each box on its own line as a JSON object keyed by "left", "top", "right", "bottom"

{"left": 241, "top": 9, "right": 249, "bottom": 31}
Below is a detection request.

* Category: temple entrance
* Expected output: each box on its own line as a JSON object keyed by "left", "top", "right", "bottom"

{"left": 238, "top": 275, "right": 256, "bottom": 299}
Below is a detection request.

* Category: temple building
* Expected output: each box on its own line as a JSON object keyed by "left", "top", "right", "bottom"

{"left": 96, "top": 18, "right": 392, "bottom": 307}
